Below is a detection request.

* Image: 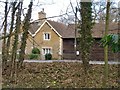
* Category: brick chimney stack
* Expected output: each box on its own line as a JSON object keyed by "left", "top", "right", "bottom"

{"left": 38, "top": 8, "right": 46, "bottom": 20}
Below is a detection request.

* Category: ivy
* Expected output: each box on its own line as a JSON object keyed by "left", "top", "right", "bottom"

{"left": 79, "top": 1, "right": 93, "bottom": 69}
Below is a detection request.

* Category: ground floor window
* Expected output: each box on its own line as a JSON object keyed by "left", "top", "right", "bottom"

{"left": 42, "top": 47, "right": 52, "bottom": 55}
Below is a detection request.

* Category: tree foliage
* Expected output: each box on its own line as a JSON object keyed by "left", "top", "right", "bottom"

{"left": 101, "top": 34, "right": 120, "bottom": 53}
{"left": 45, "top": 53, "right": 52, "bottom": 60}
{"left": 29, "top": 47, "right": 40, "bottom": 60}
{"left": 32, "top": 47, "right": 40, "bottom": 54}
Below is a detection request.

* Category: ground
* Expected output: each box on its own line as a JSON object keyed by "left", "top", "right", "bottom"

{"left": 2, "top": 62, "right": 119, "bottom": 88}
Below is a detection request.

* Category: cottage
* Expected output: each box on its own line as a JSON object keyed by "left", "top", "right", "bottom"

{"left": 26, "top": 10, "right": 77, "bottom": 59}
{"left": 26, "top": 10, "right": 119, "bottom": 60}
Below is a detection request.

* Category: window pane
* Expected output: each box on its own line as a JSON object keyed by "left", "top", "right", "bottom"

{"left": 48, "top": 34, "right": 50, "bottom": 39}
{"left": 43, "top": 49, "right": 45, "bottom": 54}
{"left": 49, "top": 48, "right": 51, "bottom": 53}
{"left": 44, "top": 33, "right": 50, "bottom": 40}
{"left": 42, "top": 48, "right": 52, "bottom": 55}
{"left": 46, "top": 48, "right": 48, "bottom": 54}
{"left": 45, "top": 34, "right": 47, "bottom": 39}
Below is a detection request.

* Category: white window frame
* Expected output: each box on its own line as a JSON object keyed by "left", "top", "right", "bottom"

{"left": 42, "top": 47, "right": 52, "bottom": 55}
{"left": 43, "top": 32, "right": 51, "bottom": 40}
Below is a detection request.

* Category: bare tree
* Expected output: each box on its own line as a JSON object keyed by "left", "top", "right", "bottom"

{"left": 2, "top": 0, "right": 8, "bottom": 70}
{"left": 6, "top": 1, "right": 18, "bottom": 62}
{"left": 92, "top": 0, "right": 118, "bottom": 23}
{"left": 92, "top": 1, "right": 106, "bottom": 22}
{"left": 10, "top": 1, "right": 23, "bottom": 79}
{"left": 18, "top": 0, "right": 33, "bottom": 69}
{"left": 58, "top": 1, "right": 76, "bottom": 25}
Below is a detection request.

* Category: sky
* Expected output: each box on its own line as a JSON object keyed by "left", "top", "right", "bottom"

{"left": 23, "top": 0, "right": 79, "bottom": 21}
{"left": 0, "top": 0, "right": 119, "bottom": 34}
{"left": 24, "top": 0, "right": 120, "bottom": 21}
{"left": 0, "top": 0, "right": 120, "bottom": 22}
{"left": 0, "top": 0, "right": 78, "bottom": 33}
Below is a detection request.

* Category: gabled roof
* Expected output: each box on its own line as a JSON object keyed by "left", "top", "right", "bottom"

{"left": 28, "top": 19, "right": 119, "bottom": 38}
{"left": 29, "top": 20, "right": 63, "bottom": 37}
{"left": 29, "top": 20, "right": 75, "bottom": 38}
{"left": 29, "top": 20, "right": 44, "bottom": 35}
{"left": 47, "top": 20, "right": 75, "bottom": 38}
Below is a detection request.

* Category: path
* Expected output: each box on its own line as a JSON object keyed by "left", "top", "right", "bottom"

{"left": 24, "top": 60, "right": 120, "bottom": 64}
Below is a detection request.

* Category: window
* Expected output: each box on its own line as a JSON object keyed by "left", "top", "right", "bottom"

{"left": 43, "top": 32, "right": 50, "bottom": 40}
{"left": 42, "top": 48, "right": 52, "bottom": 55}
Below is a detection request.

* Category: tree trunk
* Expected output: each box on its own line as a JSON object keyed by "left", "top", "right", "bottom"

{"left": 103, "top": 0, "right": 110, "bottom": 87}
{"left": 6, "top": 2, "right": 17, "bottom": 62}
{"left": 2, "top": 0, "right": 8, "bottom": 71}
{"left": 79, "top": 0, "right": 93, "bottom": 87}
{"left": 10, "top": 2, "right": 22, "bottom": 81}
{"left": 80, "top": 0, "right": 93, "bottom": 73}
{"left": 18, "top": 0, "right": 33, "bottom": 69}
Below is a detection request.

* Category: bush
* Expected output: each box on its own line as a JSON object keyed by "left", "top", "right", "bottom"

{"left": 32, "top": 47, "right": 40, "bottom": 54}
{"left": 29, "top": 54, "right": 39, "bottom": 59}
{"left": 45, "top": 53, "right": 52, "bottom": 60}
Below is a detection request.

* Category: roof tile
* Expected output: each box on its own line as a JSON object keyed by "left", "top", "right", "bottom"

{"left": 29, "top": 20, "right": 119, "bottom": 38}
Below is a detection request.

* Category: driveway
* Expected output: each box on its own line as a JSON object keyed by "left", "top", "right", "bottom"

{"left": 24, "top": 60, "right": 120, "bottom": 64}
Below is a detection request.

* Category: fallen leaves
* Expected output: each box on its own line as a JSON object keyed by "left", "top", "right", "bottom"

{"left": 2, "top": 62, "right": 119, "bottom": 88}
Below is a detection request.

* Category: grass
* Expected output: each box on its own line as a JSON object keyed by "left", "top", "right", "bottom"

{"left": 2, "top": 62, "right": 119, "bottom": 88}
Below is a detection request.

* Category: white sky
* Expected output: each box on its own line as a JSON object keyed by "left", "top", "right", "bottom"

{"left": 0, "top": 0, "right": 119, "bottom": 34}
{"left": 23, "top": 0, "right": 78, "bottom": 21}
{"left": 23, "top": 0, "right": 120, "bottom": 21}
{"left": 0, "top": 0, "right": 120, "bottom": 21}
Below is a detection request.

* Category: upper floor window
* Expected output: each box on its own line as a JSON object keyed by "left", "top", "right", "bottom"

{"left": 43, "top": 32, "right": 50, "bottom": 40}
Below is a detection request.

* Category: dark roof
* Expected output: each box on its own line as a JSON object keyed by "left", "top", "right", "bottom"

{"left": 29, "top": 20, "right": 44, "bottom": 34}
{"left": 29, "top": 20, "right": 119, "bottom": 38}
{"left": 47, "top": 20, "right": 76, "bottom": 38}
{"left": 92, "top": 22, "right": 119, "bottom": 38}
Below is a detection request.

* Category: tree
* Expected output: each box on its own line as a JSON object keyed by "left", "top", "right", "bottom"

{"left": 2, "top": 0, "right": 8, "bottom": 70}
{"left": 103, "top": 0, "right": 110, "bottom": 87}
{"left": 101, "top": 34, "right": 120, "bottom": 53}
{"left": 79, "top": 0, "right": 93, "bottom": 72}
{"left": 58, "top": 15, "right": 75, "bottom": 25}
{"left": 6, "top": 1, "right": 17, "bottom": 62}
{"left": 79, "top": 0, "right": 93, "bottom": 86}
{"left": 10, "top": 1, "right": 23, "bottom": 79}
{"left": 18, "top": 0, "right": 33, "bottom": 69}
{"left": 101, "top": 33, "right": 120, "bottom": 87}
{"left": 92, "top": 0, "right": 118, "bottom": 23}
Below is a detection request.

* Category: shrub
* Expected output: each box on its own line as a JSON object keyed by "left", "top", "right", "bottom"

{"left": 45, "top": 53, "right": 52, "bottom": 60}
{"left": 32, "top": 47, "right": 40, "bottom": 54}
{"left": 52, "top": 58, "right": 58, "bottom": 60}
{"left": 29, "top": 54, "right": 39, "bottom": 60}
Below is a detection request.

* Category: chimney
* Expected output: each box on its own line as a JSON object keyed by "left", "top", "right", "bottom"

{"left": 38, "top": 8, "right": 46, "bottom": 20}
